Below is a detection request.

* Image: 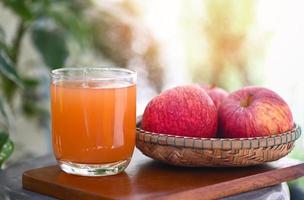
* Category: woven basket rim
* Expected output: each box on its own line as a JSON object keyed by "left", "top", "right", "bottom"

{"left": 137, "top": 124, "right": 300, "bottom": 141}
{"left": 136, "top": 123, "right": 301, "bottom": 150}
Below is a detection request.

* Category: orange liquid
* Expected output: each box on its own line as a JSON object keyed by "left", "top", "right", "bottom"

{"left": 51, "top": 81, "right": 136, "bottom": 164}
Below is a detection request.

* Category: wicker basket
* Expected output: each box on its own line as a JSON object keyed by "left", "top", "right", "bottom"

{"left": 136, "top": 119, "right": 301, "bottom": 167}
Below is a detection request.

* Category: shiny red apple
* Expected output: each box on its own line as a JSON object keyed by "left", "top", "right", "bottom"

{"left": 218, "top": 86, "right": 294, "bottom": 138}
{"left": 142, "top": 85, "right": 218, "bottom": 138}
{"left": 202, "top": 85, "right": 229, "bottom": 110}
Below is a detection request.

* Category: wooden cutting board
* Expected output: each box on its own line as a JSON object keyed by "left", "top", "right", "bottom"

{"left": 22, "top": 150, "right": 304, "bottom": 200}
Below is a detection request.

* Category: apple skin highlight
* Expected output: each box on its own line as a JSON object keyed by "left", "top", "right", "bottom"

{"left": 142, "top": 85, "right": 218, "bottom": 138}
{"left": 218, "top": 86, "right": 294, "bottom": 138}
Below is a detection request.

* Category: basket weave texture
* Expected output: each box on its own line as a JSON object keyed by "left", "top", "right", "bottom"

{"left": 136, "top": 122, "right": 301, "bottom": 167}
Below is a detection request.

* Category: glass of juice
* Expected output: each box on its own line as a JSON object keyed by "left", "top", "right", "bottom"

{"left": 50, "top": 67, "right": 136, "bottom": 176}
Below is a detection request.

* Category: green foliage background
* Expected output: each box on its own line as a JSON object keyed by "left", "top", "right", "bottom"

{"left": 0, "top": 0, "right": 91, "bottom": 168}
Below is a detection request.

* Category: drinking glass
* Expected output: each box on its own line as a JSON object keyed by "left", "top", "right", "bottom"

{"left": 50, "top": 67, "right": 136, "bottom": 176}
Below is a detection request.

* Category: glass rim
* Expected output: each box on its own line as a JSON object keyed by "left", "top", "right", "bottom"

{"left": 50, "top": 67, "right": 137, "bottom": 81}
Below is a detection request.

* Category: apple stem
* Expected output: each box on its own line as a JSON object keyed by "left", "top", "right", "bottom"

{"left": 240, "top": 94, "right": 254, "bottom": 107}
{"left": 210, "top": 83, "right": 216, "bottom": 89}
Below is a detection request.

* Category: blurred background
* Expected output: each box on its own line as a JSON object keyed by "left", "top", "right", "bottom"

{"left": 0, "top": 0, "right": 304, "bottom": 197}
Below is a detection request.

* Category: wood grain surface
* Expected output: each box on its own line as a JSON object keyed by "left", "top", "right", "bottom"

{"left": 22, "top": 151, "right": 304, "bottom": 200}
{"left": 156, "top": 163, "right": 304, "bottom": 200}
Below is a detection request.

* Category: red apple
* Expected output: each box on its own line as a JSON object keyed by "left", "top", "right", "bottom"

{"left": 142, "top": 85, "right": 218, "bottom": 138}
{"left": 218, "top": 86, "right": 294, "bottom": 138}
{"left": 202, "top": 85, "right": 229, "bottom": 110}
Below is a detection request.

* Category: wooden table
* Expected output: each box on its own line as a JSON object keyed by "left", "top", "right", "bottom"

{"left": 1, "top": 149, "right": 294, "bottom": 200}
